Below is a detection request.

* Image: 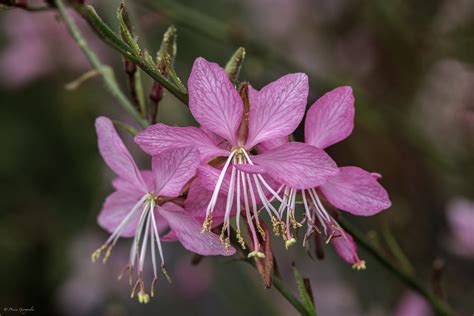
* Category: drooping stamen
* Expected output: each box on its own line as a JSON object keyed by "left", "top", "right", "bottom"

{"left": 91, "top": 194, "right": 149, "bottom": 264}
{"left": 201, "top": 150, "right": 237, "bottom": 233}
{"left": 239, "top": 168, "right": 259, "bottom": 254}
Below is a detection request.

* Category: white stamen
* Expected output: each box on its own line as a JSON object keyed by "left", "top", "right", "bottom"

{"left": 205, "top": 150, "right": 236, "bottom": 217}
{"left": 240, "top": 167, "right": 259, "bottom": 250}
{"left": 130, "top": 202, "right": 151, "bottom": 269}
{"left": 105, "top": 194, "right": 148, "bottom": 247}
{"left": 139, "top": 208, "right": 152, "bottom": 271}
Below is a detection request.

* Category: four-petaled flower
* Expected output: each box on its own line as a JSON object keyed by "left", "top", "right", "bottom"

{"left": 257, "top": 86, "right": 391, "bottom": 268}
{"left": 135, "top": 57, "right": 339, "bottom": 257}
{"left": 92, "top": 117, "right": 233, "bottom": 303}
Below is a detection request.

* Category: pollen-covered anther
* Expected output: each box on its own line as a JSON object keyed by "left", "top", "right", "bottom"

{"left": 256, "top": 222, "right": 266, "bottom": 241}
{"left": 91, "top": 244, "right": 106, "bottom": 263}
{"left": 248, "top": 251, "right": 265, "bottom": 259}
{"left": 280, "top": 222, "right": 288, "bottom": 241}
{"left": 219, "top": 223, "right": 228, "bottom": 243}
{"left": 161, "top": 264, "right": 172, "bottom": 283}
{"left": 352, "top": 260, "right": 366, "bottom": 270}
{"left": 224, "top": 237, "right": 231, "bottom": 253}
{"left": 201, "top": 214, "right": 213, "bottom": 234}
{"left": 271, "top": 216, "right": 280, "bottom": 236}
{"left": 236, "top": 229, "right": 246, "bottom": 249}
{"left": 285, "top": 237, "right": 297, "bottom": 249}
{"left": 102, "top": 245, "right": 113, "bottom": 264}
{"left": 289, "top": 211, "right": 302, "bottom": 229}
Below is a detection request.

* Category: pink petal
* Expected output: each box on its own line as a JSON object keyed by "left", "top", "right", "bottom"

{"left": 112, "top": 170, "right": 153, "bottom": 194}
{"left": 320, "top": 166, "right": 391, "bottom": 216}
{"left": 331, "top": 230, "right": 363, "bottom": 265}
{"left": 197, "top": 163, "right": 231, "bottom": 193}
{"left": 97, "top": 191, "right": 142, "bottom": 238}
{"left": 256, "top": 136, "right": 289, "bottom": 153}
{"left": 95, "top": 116, "right": 146, "bottom": 192}
{"left": 184, "top": 181, "right": 227, "bottom": 225}
{"left": 134, "top": 123, "right": 229, "bottom": 161}
{"left": 188, "top": 57, "right": 243, "bottom": 145}
{"left": 233, "top": 163, "right": 267, "bottom": 174}
{"left": 152, "top": 147, "right": 200, "bottom": 197}
{"left": 246, "top": 73, "right": 308, "bottom": 148}
{"left": 158, "top": 203, "right": 235, "bottom": 256}
{"left": 251, "top": 142, "right": 339, "bottom": 189}
{"left": 305, "top": 86, "right": 355, "bottom": 149}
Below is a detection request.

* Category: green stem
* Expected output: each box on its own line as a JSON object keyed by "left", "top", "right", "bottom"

{"left": 272, "top": 275, "right": 311, "bottom": 316}
{"left": 54, "top": 0, "right": 148, "bottom": 127}
{"left": 338, "top": 218, "right": 454, "bottom": 316}
{"left": 73, "top": 4, "right": 188, "bottom": 104}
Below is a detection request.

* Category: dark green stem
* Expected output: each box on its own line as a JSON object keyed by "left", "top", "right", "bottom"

{"left": 338, "top": 218, "right": 454, "bottom": 316}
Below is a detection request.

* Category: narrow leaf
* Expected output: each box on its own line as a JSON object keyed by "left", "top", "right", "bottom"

{"left": 292, "top": 264, "right": 317, "bottom": 316}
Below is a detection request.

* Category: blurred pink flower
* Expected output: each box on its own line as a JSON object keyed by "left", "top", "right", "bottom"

{"left": 0, "top": 8, "right": 106, "bottom": 88}
{"left": 447, "top": 198, "right": 474, "bottom": 258}
{"left": 393, "top": 292, "right": 433, "bottom": 316}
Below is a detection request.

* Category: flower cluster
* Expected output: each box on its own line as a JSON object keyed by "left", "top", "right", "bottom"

{"left": 92, "top": 57, "right": 391, "bottom": 302}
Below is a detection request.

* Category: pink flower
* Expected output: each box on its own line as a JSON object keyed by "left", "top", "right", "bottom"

{"left": 135, "top": 57, "right": 339, "bottom": 257}
{"left": 92, "top": 116, "right": 233, "bottom": 303}
{"left": 393, "top": 292, "right": 433, "bottom": 316}
{"left": 258, "top": 87, "right": 391, "bottom": 267}
{"left": 446, "top": 198, "right": 474, "bottom": 258}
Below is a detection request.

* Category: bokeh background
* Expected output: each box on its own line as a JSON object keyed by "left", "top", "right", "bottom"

{"left": 0, "top": 0, "right": 473, "bottom": 315}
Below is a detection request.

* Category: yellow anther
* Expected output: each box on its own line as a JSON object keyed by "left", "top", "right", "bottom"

{"left": 201, "top": 214, "right": 213, "bottom": 234}
{"left": 285, "top": 237, "right": 297, "bottom": 249}
{"left": 352, "top": 260, "right": 367, "bottom": 270}
{"left": 236, "top": 230, "right": 246, "bottom": 249}
{"left": 102, "top": 245, "right": 113, "bottom": 264}
{"left": 271, "top": 216, "right": 280, "bottom": 236}
{"left": 138, "top": 291, "right": 150, "bottom": 304}
{"left": 91, "top": 245, "right": 105, "bottom": 263}
{"left": 289, "top": 211, "right": 302, "bottom": 229}
{"left": 224, "top": 237, "right": 231, "bottom": 253}
{"left": 161, "top": 265, "right": 172, "bottom": 283}
{"left": 219, "top": 223, "right": 228, "bottom": 243}
{"left": 256, "top": 222, "right": 266, "bottom": 241}
{"left": 248, "top": 251, "right": 265, "bottom": 259}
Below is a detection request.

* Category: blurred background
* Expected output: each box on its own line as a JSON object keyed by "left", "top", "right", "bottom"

{"left": 0, "top": 0, "right": 473, "bottom": 315}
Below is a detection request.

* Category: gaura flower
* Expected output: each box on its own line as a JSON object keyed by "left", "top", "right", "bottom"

{"left": 250, "top": 87, "right": 391, "bottom": 268}
{"left": 92, "top": 117, "right": 233, "bottom": 303}
{"left": 135, "top": 57, "right": 339, "bottom": 257}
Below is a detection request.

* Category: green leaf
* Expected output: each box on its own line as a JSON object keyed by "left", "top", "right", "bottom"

{"left": 292, "top": 264, "right": 317, "bottom": 316}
